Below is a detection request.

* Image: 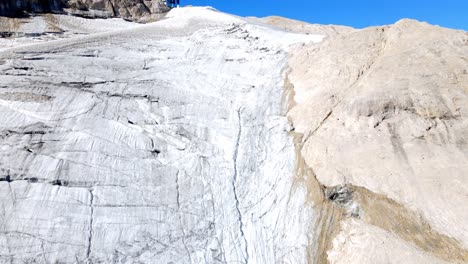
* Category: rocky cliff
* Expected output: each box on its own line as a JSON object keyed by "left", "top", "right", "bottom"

{"left": 0, "top": 6, "right": 467, "bottom": 264}
{"left": 287, "top": 19, "right": 468, "bottom": 263}
{"left": 0, "top": 0, "right": 169, "bottom": 20}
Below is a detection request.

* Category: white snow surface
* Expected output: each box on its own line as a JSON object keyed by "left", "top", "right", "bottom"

{"left": 0, "top": 7, "right": 323, "bottom": 263}
{"left": 0, "top": 15, "right": 139, "bottom": 51}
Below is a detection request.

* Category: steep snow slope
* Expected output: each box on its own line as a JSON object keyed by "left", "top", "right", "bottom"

{"left": 0, "top": 7, "right": 324, "bottom": 263}
{"left": 1, "top": 6, "right": 467, "bottom": 264}
{"left": 248, "top": 16, "right": 353, "bottom": 38}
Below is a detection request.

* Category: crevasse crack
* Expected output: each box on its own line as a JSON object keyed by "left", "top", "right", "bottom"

{"left": 86, "top": 188, "right": 94, "bottom": 263}
{"left": 232, "top": 109, "right": 249, "bottom": 264}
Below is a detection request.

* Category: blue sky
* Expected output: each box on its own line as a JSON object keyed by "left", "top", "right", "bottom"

{"left": 181, "top": 0, "right": 468, "bottom": 30}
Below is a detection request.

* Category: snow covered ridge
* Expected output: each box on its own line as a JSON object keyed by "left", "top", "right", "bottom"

{"left": 287, "top": 18, "right": 468, "bottom": 263}
{"left": 1, "top": 6, "right": 467, "bottom": 264}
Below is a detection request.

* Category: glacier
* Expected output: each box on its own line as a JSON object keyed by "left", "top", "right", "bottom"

{"left": 0, "top": 7, "right": 323, "bottom": 263}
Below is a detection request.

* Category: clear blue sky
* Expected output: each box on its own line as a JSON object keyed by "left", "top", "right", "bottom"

{"left": 181, "top": 0, "right": 468, "bottom": 30}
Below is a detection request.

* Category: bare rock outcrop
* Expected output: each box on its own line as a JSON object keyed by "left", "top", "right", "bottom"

{"left": 288, "top": 18, "right": 468, "bottom": 263}
{"left": 0, "top": 0, "right": 169, "bottom": 20}
{"left": 0, "top": 6, "right": 467, "bottom": 264}
{"left": 0, "top": 7, "right": 323, "bottom": 263}
{"left": 66, "top": 0, "right": 169, "bottom": 20}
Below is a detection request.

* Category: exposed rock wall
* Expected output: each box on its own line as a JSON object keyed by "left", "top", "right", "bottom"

{"left": 252, "top": 16, "right": 354, "bottom": 38}
{"left": 287, "top": 19, "right": 468, "bottom": 263}
{"left": 0, "top": 0, "right": 169, "bottom": 20}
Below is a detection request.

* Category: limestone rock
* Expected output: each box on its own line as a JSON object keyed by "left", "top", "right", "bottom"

{"left": 288, "top": 18, "right": 468, "bottom": 262}
{"left": 66, "top": 0, "right": 169, "bottom": 20}
{"left": 251, "top": 16, "right": 353, "bottom": 37}
{"left": 0, "top": 0, "right": 169, "bottom": 20}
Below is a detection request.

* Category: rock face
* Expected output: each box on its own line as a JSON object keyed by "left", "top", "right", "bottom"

{"left": 66, "top": 0, "right": 170, "bottom": 20}
{"left": 0, "top": 0, "right": 66, "bottom": 16}
{"left": 0, "top": 6, "right": 467, "bottom": 264}
{"left": 288, "top": 19, "right": 468, "bottom": 263}
{"left": 0, "top": 0, "right": 169, "bottom": 20}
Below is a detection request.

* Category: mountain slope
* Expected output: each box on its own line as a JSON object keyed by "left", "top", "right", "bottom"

{"left": 0, "top": 0, "right": 169, "bottom": 20}
{"left": 0, "top": 6, "right": 467, "bottom": 264}
{"left": 0, "top": 7, "right": 323, "bottom": 263}
{"left": 288, "top": 19, "right": 468, "bottom": 263}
